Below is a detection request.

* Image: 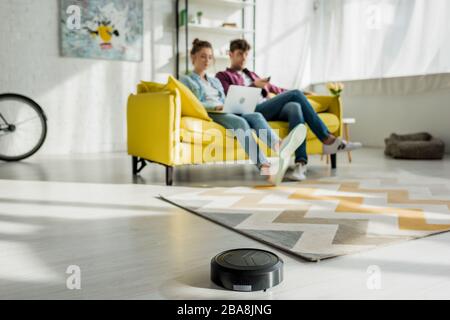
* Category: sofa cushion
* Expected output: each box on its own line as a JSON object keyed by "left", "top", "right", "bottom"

{"left": 180, "top": 117, "right": 234, "bottom": 146}
{"left": 138, "top": 77, "right": 212, "bottom": 122}
{"left": 138, "top": 81, "right": 167, "bottom": 94}
{"left": 308, "top": 98, "right": 329, "bottom": 113}
{"left": 166, "top": 76, "right": 212, "bottom": 122}
{"left": 268, "top": 113, "right": 340, "bottom": 140}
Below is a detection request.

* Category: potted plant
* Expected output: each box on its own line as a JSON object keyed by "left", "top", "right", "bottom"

{"left": 326, "top": 82, "right": 345, "bottom": 97}
{"left": 196, "top": 11, "right": 203, "bottom": 25}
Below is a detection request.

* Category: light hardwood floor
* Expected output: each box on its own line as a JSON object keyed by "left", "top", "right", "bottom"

{"left": 0, "top": 148, "right": 450, "bottom": 299}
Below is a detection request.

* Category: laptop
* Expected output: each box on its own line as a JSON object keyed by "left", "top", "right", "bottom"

{"left": 221, "top": 85, "right": 262, "bottom": 114}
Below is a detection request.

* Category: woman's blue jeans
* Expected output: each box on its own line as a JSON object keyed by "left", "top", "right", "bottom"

{"left": 208, "top": 112, "right": 280, "bottom": 167}
{"left": 255, "top": 89, "right": 330, "bottom": 164}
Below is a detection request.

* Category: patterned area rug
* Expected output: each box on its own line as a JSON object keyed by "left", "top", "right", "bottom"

{"left": 161, "top": 172, "right": 450, "bottom": 262}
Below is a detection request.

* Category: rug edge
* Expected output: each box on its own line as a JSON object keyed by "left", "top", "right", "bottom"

{"left": 158, "top": 195, "right": 330, "bottom": 263}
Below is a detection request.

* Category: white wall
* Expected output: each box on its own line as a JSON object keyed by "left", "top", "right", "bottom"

{"left": 0, "top": 0, "right": 175, "bottom": 155}
{"left": 313, "top": 73, "right": 450, "bottom": 153}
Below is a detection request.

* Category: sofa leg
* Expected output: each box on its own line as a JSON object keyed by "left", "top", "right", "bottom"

{"left": 132, "top": 156, "right": 138, "bottom": 175}
{"left": 132, "top": 157, "right": 147, "bottom": 176}
{"left": 330, "top": 154, "right": 337, "bottom": 170}
{"left": 166, "top": 166, "right": 174, "bottom": 186}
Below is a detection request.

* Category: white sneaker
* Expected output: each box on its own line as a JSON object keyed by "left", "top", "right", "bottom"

{"left": 288, "top": 157, "right": 297, "bottom": 170}
{"left": 292, "top": 162, "right": 308, "bottom": 173}
{"left": 286, "top": 163, "right": 307, "bottom": 181}
{"left": 323, "top": 138, "right": 363, "bottom": 155}
{"left": 269, "top": 124, "right": 307, "bottom": 185}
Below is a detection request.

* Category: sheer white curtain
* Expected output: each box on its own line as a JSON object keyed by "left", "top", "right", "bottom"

{"left": 255, "top": 0, "right": 314, "bottom": 89}
{"left": 311, "top": 0, "right": 450, "bottom": 84}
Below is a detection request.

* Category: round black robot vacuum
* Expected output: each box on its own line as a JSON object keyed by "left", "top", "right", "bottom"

{"left": 211, "top": 248, "right": 284, "bottom": 292}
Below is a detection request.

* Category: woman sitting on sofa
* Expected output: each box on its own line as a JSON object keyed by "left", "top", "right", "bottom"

{"left": 181, "top": 39, "right": 305, "bottom": 184}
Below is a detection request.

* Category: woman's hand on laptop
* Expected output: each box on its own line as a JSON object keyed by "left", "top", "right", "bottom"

{"left": 215, "top": 105, "right": 224, "bottom": 111}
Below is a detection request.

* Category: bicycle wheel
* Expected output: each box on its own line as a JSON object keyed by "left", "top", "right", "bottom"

{"left": 0, "top": 93, "right": 48, "bottom": 161}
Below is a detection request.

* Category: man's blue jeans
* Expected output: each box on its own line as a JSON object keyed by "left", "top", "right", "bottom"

{"left": 255, "top": 90, "right": 330, "bottom": 164}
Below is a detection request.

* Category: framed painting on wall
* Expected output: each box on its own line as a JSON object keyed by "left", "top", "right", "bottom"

{"left": 61, "top": 0, "right": 143, "bottom": 61}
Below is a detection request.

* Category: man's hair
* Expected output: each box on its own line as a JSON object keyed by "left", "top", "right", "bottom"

{"left": 230, "top": 39, "right": 252, "bottom": 53}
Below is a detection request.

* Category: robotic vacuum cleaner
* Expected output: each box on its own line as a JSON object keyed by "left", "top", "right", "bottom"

{"left": 211, "top": 248, "right": 284, "bottom": 292}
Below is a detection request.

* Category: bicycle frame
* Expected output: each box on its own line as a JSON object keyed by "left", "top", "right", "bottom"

{"left": 0, "top": 113, "right": 10, "bottom": 131}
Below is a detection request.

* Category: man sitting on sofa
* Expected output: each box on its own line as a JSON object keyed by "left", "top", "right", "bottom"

{"left": 216, "top": 39, "right": 362, "bottom": 181}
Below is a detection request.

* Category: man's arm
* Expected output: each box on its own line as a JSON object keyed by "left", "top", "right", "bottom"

{"left": 266, "top": 82, "right": 287, "bottom": 95}
{"left": 266, "top": 80, "right": 314, "bottom": 96}
{"left": 247, "top": 70, "right": 284, "bottom": 97}
{"left": 215, "top": 72, "right": 232, "bottom": 95}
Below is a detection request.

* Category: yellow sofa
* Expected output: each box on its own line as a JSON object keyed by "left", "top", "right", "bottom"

{"left": 127, "top": 82, "right": 343, "bottom": 185}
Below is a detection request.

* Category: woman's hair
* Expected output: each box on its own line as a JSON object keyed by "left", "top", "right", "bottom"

{"left": 230, "top": 39, "right": 252, "bottom": 52}
{"left": 190, "top": 38, "right": 213, "bottom": 56}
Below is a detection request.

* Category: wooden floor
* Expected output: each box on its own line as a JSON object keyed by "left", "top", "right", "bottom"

{"left": 1, "top": 148, "right": 450, "bottom": 299}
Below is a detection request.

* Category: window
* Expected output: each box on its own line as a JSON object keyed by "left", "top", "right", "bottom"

{"left": 311, "top": 0, "right": 450, "bottom": 83}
